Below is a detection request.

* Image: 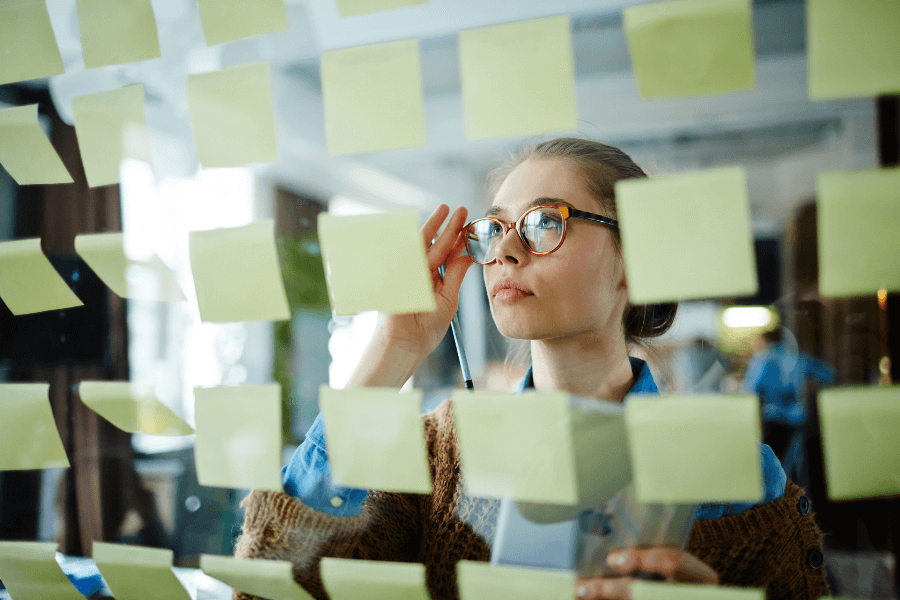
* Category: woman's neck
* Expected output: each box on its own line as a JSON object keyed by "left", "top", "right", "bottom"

{"left": 530, "top": 331, "right": 635, "bottom": 402}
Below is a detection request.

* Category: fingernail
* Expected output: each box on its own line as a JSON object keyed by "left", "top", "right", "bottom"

{"left": 607, "top": 551, "right": 627, "bottom": 566}
{"left": 576, "top": 585, "right": 587, "bottom": 598}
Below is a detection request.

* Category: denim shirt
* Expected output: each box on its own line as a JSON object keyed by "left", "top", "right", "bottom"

{"left": 282, "top": 357, "right": 786, "bottom": 520}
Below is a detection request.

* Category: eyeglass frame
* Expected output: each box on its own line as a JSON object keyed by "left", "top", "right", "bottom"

{"left": 464, "top": 204, "right": 619, "bottom": 265}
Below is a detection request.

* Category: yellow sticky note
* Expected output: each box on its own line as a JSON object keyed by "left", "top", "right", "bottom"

{"left": 72, "top": 85, "right": 153, "bottom": 188}
{"left": 0, "top": 104, "right": 73, "bottom": 185}
{"left": 625, "top": 395, "right": 762, "bottom": 503}
{"left": 0, "top": 238, "right": 83, "bottom": 315}
{"left": 615, "top": 167, "right": 757, "bottom": 304}
{"left": 186, "top": 62, "right": 278, "bottom": 168}
{"left": 76, "top": 0, "right": 161, "bottom": 69}
{"left": 194, "top": 383, "right": 283, "bottom": 491}
{"left": 321, "top": 40, "right": 426, "bottom": 155}
{"left": 335, "top": 0, "right": 427, "bottom": 18}
{"left": 632, "top": 581, "right": 764, "bottom": 600}
{"left": 318, "top": 210, "right": 435, "bottom": 316}
{"left": 807, "top": 0, "right": 900, "bottom": 100}
{"left": 816, "top": 167, "right": 900, "bottom": 297}
{"left": 79, "top": 381, "right": 193, "bottom": 436}
{"left": 75, "top": 232, "right": 185, "bottom": 301}
{"left": 0, "top": 542, "right": 84, "bottom": 600}
{"left": 0, "top": 0, "right": 65, "bottom": 86}
{"left": 200, "top": 555, "right": 315, "bottom": 600}
{"left": 196, "top": 0, "right": 288, "bottom": 46}
{"left": 188, "top": 220, "right": 290, "bottom": 323}
{"left": 92, "top": 542, "right": 190, "bottom": 600}
{"left": 0, "top": 384, "right": 69, "bottom": 470}
{"left": 623, "top": 0, "right": 756, "bottom": 100}
{"left": 319, "top": 386, "right": 431, "bottom": 494}
{"left": 451, "top": 390, "right": 577, "bottom": 505}
{"left": 819, "top": 386, "right": 900, "bottom": 501}
{"left": 459, "top": 16, "right": 577, "bottom": 141}
{"left": 457, "top": 561, "right": 575, "bottom": 600}
{"left": 319, "top": 558, "right": 429, "bottom": 600}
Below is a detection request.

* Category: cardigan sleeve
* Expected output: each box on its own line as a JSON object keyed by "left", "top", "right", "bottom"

{"left": 686, "top": 480, "right": 830, "bottom": 600}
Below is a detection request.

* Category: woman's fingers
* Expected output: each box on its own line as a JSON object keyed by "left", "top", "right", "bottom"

{"left": 574, "top": 577, "right": 633, "bottom": 600}
{"left": 426, "top": 205, "right": 468, "bottom": 272}
{"left": 606, "top": 548, "right": 718, "bottom": 585}
{"left": 436, "top": 231, "right": 474, "bottom": 304}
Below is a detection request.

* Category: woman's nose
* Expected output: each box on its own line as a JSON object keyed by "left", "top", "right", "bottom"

{"left": 493, "top": 228, "right": 524, "bottom": 265}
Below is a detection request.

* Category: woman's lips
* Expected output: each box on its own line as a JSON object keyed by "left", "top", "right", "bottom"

{"left": 494, "top": 288, "right": 533, "bottom": 302}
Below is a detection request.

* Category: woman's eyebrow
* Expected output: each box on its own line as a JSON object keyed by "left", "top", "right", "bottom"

{"left": 485, "top": 197, "right": 572, "bottom": 217}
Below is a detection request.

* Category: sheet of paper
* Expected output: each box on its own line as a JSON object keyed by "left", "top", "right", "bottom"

{"left": 807, "top": 0, "right": 900, "bottom": 100}
{"left": 459, "top": 15, "right": 577, "bottom": 141}
{"left": 196, "top": 0, "right": 288, "bottom": 46}
{"left": 0, "top": 384, "right": 69, "bottom": 470}
{"left": 0, "top": 542, "right": 84, "bottom": 600}
{"left": 76, "top": 0, "right": 161, "bottom": 69}
{"left": 615, "top": 167, "right": 757, "bottom": 304}
{"left": 451, "top": 390, "right": 578, "bottom": 505}
{"left": 186, "top": 62, "right": 279, "bottom": 168}
{"left": 318, "top": 210, "right": 435, "bottom": 316}
{"left": 92, "top": 542, "right": 190, "bottom": 600}
{"left": 456, "top": 561, "right": 575, "bottom": 600}
{"left": 72, "top": 85, "right": 154, "bottom": 188}
{"left": 79, "top": 381, "right": 193, "bottom": 436}
{"left": 319, "top": 386, "right": 431, "bottom": 494}
{"left": 0, "top": 238, "right": 83, "bottom": 316}
{"left": 0, "top": 0, "right": 65, "bottom": 85}
{"left": 632, "top": 581, "right": 764, "bottom": 600}
{"left": 75, "top": 232, "right": 185, "bottom": 301}
{"left": 625, "top": 395, "right": 762, "bottom": 503}
{"left": 320, "top": 39, "right": 426, "bottom": 155}
{"left": 816, "top": 167, "right": 900, "bottom": 297}
{"left": 200, "top": 555, "right": 315, "bottom": 600}
{"left": 819, "top": 386, "right": 900, "bottom": 501}
{"left": 188, "top": 220, "right": 290, "bottom": 322}
{"left": 623, "top": 0, "right": 756, "bottom": 100}
{"left": 319, "top": 558, "right": 429, "bottom": 600}
{"left": 335, "top": 0, "right": 427, "bottom": 18}
{"left": 194, "top": 383, "right": 283, "bottom": 491}
{"left": 0, "top": 104, "right": 73, "bottom": 185}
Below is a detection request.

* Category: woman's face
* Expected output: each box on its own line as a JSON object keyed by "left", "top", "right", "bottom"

{"left": 483, "top": 157, "right": 629, "bottom": 341}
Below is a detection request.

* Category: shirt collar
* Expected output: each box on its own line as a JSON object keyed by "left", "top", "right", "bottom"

{"left": 518, "top": 356, "right": 659, "bottom": 396}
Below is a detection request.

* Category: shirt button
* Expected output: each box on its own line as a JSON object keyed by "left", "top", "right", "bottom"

{"left": 330, "top": 497, "right": 344, "bottom": 508}
{"left": 798, "top": 496, "right": 810, "bottom": 516}
{"left": 807, "top": 548, "right": 824, "bottom": 570}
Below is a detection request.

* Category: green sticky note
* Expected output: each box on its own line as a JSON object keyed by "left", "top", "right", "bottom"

{"left": 318, "top": 210, "right": 436, "bottom": 316}
{"left": 807, "top": 0, "right": 900, "bottom": 100}
{"left": 319, "top": 386, "right": 432, "bottom": 494}
{"left": 615, "top": 167, "right": 757, "bottom": 304}
{"left": 0, "top": 542, "right": 84, "bottom": 600}
{"left": 0, "top": 0, "right": 65, "bottom": 86}
{"left": 72, "top": 85, "right": 153, "bottom": 188}
{"left": 623, "top": 0, "right": 756, "bottom": 100}
{"left": 196, "top": 0, "right": 288, "bottom": 46}
{"left": 319, "top": 558, "right": 429, "bottom": 600}
{"left": 0, "top": 384, "right": 69, "bottom": 471}
{"left": 79, "top": 381, "right": 193, "bottom": 436}
{"left": 188, "top": 220, "right": 290, "bottom": 323}
{"left": 186, "top": 62, "right": 278, "bottom": 168}
{"left": 0, "top": 238, "right": 83, "bottom": 315}
{"left": 632, "top": 581, "right": 764, "bottom": 600}
{"left": 321, "top": 39, "right": 427, "bottom": 155}
{"left": 625, "top": 395, "right": 762, "bottom": 503}
{"left": 335, "top": 0, "right": 427, "bottom": 18}
{"left": 451, "top": 390, "right": 578, "bottom": 505}
{"left": 456, "top": 561, "right": 575, "bottom": 600}
{"left": 0, "top": 104, "right": 73, "bottom": 185}
{"left": 819, "top": 386, "right": 900, "bottom": 501}
{"left": 200, "top": 555, "right": 315, "bottom": 600}
{"left": 194, "top": 383, "right": 283, "bottom": 491}
{"left": 92, "top": 542, "right": 190, "bottom": 600}
{"left": 75, "top": 232, "right": 185, "bottom": 301}
{"left": 76, "top": 0, "right": 161, "bottom": 69}
{"left": 816, "top": 167, "right": 900, "bottom": 297}
{"left": 459, "top": 16, "right": 577, "bottom": 141}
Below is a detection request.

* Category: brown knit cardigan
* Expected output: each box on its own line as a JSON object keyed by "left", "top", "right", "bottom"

{"left": 233, "top": 399, "right": 830, "bottom": 600}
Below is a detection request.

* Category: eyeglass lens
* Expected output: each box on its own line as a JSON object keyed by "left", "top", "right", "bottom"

{"left": 466, "top": 207, "right": 564, "bottom": 263}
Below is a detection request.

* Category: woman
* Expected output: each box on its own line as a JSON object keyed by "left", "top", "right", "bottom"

{"left": 234, "top": 138, "right": 828, "bottom": 600}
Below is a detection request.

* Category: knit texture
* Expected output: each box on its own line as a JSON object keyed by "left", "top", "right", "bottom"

{"left": 233, "top": 399, "right": 829, "bottom": 600}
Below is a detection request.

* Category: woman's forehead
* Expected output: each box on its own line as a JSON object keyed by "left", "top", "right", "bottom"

{"left": 490, "top": 158, "right": 595, "bottom": 216}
